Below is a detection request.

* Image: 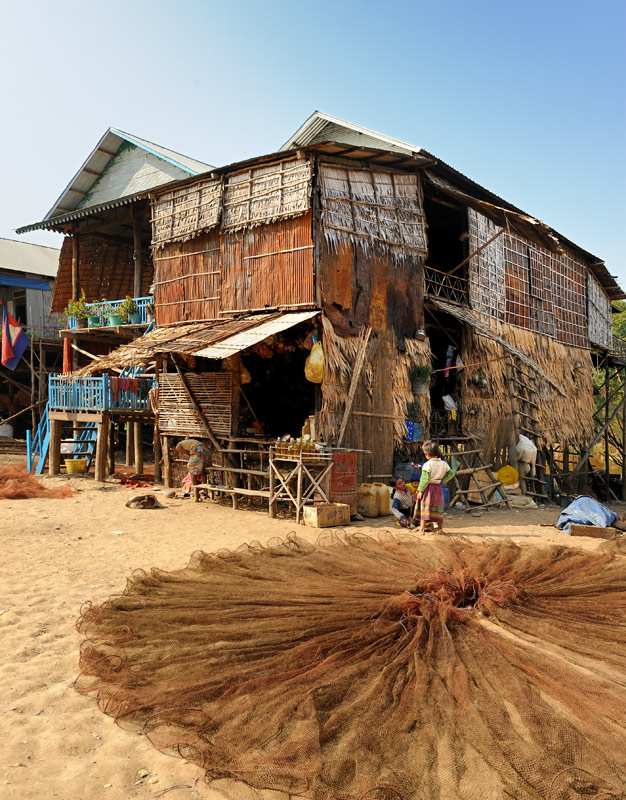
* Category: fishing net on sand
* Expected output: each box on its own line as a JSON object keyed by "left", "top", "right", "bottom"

{"left": 0, "top": 464, "right": 73, "bottom": 499}
{"left": 76, "top": 533, "right": 626, "bottom": 800}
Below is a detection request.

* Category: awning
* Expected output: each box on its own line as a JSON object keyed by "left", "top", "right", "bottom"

{"left": 73, "top": 310, "right": 319, "bottom": 375}
{"left": 194, "top": 310, "right": 319, "bottom": 358}
{"left": 0, "top": 274, "right": 52, "bottom": 290}
{"left": 428, "top": 298, "right": 566, "bottom": 396}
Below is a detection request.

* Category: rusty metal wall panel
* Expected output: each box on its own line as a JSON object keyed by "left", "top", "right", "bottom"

{"left": 319, "top": 236, "right": 423, "bottom": 336}
{"left": 221, "top": 212, "right": 314, "bottom": 312}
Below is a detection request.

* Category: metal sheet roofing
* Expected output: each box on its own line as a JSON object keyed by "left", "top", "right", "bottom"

{"left": 17, "top": 128, "right": 214, "bottom": 234}
{"left": 0, "top": 237, "right": 60, "bottom": 278}
{"left": 73, "top": 311, "right": 318, "bottom": 375}
{"left": 195, "top": 310, "right": 319, "bottom": 358}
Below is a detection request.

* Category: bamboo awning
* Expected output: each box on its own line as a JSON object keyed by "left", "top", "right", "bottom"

{"left": 427, "top": 298, "right": 566, "bottom": 396}
{"left": 73, "top": 310, "right": 319, "bottom": 375}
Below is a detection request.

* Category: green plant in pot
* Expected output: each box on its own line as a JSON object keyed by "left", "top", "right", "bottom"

{"left": 101, "top": 300, "right": 122, "bottom": 327}
{"left": 120, "top": 295, "right": 141, "bottom": 324}
{"left": 63, "top": 290, "right": 90, "bottom": 329}
{"left": 409, "top": 363, "right": 433, "bottom": 395}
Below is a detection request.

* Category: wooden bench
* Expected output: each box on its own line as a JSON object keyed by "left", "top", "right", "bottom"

{"left": 192, "top": 483, "right": 272, "bottom": 510}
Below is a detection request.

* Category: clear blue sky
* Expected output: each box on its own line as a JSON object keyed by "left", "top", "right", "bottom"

{"left": 2, "top": 0, "right": 625, "bottom": 283}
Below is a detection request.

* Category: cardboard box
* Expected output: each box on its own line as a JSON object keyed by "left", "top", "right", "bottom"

{"left": 302, "top": 503, "right": 350, "bottom": 528}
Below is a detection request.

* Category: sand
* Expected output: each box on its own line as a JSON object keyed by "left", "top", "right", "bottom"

{"left": 0, "top": 456, "right": 620, "bottom": 800}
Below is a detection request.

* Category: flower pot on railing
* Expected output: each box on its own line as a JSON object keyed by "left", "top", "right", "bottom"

{"left": 87, "top": 315, "right": 100, "bottom": 328}
{"left": 108, "top": 314, "right": 123, "bottom": 326}
{"left": 128, "top": 311, "right": 142, "bottom": 324}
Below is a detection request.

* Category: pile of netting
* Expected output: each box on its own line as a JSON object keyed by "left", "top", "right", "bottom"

{"left": 0, "top": 464, "right": 73, "bottom": 499}
{"left": 75, "top": 533, "right": 626, "bottom": 800}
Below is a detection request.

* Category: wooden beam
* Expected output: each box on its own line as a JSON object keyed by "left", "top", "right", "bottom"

{"left": 49, "top": 418, "right": 62, "bottom": 475}
{"left": 337, "top": 327, "right": 372, "bottom": 447}
{"left": 134, "top": 421, "right": 143, "bottom": 474}
{"left": 94, "top": 414, "right": 110, "bottom": 482}
{"left": 132, "top": 209, "right": 143, "bottom": 298}
{"left": 71, "top": 229, "right": 80, "bottom": 302}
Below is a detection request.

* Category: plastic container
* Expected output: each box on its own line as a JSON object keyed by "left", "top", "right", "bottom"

{"left": 65, "top": 458, "right": 87, "bottom": 474}
{"left": 356, "top": 483, "right": 378, "bottom": 518}
{"left": 0, "top": 422, "right": 14, "bottom": 438}
{"left": 330, "top": 452, "right": 358, "bottom": 514}
{"left": 371, "top": 482, "right": 391, "bottom": 516}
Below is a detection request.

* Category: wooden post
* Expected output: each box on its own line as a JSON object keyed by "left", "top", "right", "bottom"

{"left": 94, "top": 415, "right": 109, "bottom": 482}
{"left": 604, "top": 361, "right": 611, "bottom": 501}
{"left": 153, "top": 356, "right": 162, "bottom": 483}
{"left": 29, "top": 340, "right": 36, "bottom": 433}
{"left": 126, "top": 421, "right": 135, "bottom": 465}
{"left": 134, "top": 421, "right": 143, "bottom": 475}
{"left": 48, "top": 418, "right": 62, "bottom": 476}
{"left": 108, "top": 419, "right": 116, "bottom": 476}
{"left": 71, "top": 229, "right": 80, "bottom": 302}
{"left": 162, "top": 435, "right": 171, "bottom": 488}
{"left": 622, "top": 389, "right": 626, "bottom": 502}
{"left": 132, "top": 212, "right": 143, "bottom": 299}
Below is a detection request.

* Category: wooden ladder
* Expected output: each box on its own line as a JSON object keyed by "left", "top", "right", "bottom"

{"left": 506, "top": 356, "right": 549, "bottom": 503}
{"left": 443, "top": 443, "right": 511, "bottom": 511}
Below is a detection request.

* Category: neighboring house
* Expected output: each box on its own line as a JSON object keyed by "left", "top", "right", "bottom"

{"left": 0, "top": 237, "right": 61, "bottom": 338}
{"left": 20, "top": 114, "right": 625, "bottom": 498}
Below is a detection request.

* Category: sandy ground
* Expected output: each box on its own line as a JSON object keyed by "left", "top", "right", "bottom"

{"left": 1, "top": 456, "right": 622, "bottom": 800}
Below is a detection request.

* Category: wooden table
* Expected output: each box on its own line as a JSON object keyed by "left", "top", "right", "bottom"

{"left": 268, "top": 446, "right": 334, "bottom": 523}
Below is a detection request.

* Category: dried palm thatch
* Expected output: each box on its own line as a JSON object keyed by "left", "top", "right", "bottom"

{"left": 319, "top": 317, "right": 431, "bottom": 446}
{"left": 151, "top": 177, "right": 221, "bottom": 248}
{"left": 462, "top": 323, "right": 595, "bottom": 448}
{"left": 75, "top": 533, "right": 626, "bottom": 799}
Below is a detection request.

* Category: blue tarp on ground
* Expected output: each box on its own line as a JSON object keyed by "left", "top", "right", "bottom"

{"left": 557, "top": 495, "right": 618, "bottom": 533}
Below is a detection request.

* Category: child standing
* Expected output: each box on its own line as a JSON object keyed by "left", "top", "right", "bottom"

{"left": 413, "top": 440, "right": 455, "bottom": 535}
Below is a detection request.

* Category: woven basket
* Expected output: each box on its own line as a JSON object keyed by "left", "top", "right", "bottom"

{"left": 65, "top": 458, "right": 87, "bottom": 474}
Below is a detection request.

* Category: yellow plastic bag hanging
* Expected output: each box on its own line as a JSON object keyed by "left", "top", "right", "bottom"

{"left": 304, "top": 341, "right": 324, "bottom": 383}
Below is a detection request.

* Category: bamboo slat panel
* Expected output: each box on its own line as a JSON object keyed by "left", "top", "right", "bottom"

{"left": 588, "top": 273, "right": 613, "bottom": 350}
{"left": 158, "top": 372, "right": 233, "bottom": 437}
{"left": 153, "top": 231, "right": 221, "bottom": 325}
{"left": 319, "top": 164, "right": 427, "bottom": 258}
{"left": 222, "top": 157, "right": 312, "bottom": 230}
{"left": 151, "top": 177, "right": 221, "bottom": 248}
{"left": 468, "top": 208, "right": 505, "bottom": 322}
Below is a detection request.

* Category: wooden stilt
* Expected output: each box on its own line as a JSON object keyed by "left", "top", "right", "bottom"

{"left": 162, "top": 435, "right": 171, "bottom": 488}
{"left": 622, "top": 390, "right": 626, "bottom": 501}
{"left": 108, "top": 419, "right": 115, "bottom": 476}
{"left": 94, "top": 415, "right": 109, "bottom": 482}
{"left": 126, "top": 421, "right": 135, "bottom": 466}
{"left": 134, "top": 421, "right": 143, "bottom": 475}
{"left": 49, "top": 418, "right": 62, "bottom": 476}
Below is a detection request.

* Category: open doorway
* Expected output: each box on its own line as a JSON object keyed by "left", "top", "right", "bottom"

{"left": 425, "top": 306, "right": 463, "bottom": 438}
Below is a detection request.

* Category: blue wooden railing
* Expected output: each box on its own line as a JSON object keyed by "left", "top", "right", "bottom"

{"left": 68, "top": 296, "right": 152, "bottom": 329}
{"left": 48, "top": 373, "right": 154, "bottom": 412}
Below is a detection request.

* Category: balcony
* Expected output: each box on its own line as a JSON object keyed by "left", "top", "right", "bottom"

{"left": 424, "top": 267, "right": 468, "bottom": 305}
{"left": 68, "top": 296, "right": 152, "bottom": 330}
{"left": 49, "top": 373, "right": 154, "bottom": 412}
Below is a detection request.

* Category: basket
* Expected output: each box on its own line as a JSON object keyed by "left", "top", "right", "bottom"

{"left": 65, "top": 458, "right": 87, "bottom": 474}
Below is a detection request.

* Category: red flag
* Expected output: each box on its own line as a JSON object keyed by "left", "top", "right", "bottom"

{"left": 1, "top": 301, "right": 29, "bottom": 371}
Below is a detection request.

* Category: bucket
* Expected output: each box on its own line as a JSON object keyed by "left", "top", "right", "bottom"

{"left": 371, "top": 482, "right": 391, "bottom": 516}
{"left": 330, "top": 452, "right": 358, "bottom": 514}
{"left": 357, "top": 483, "right": 378, "bottom": 518}
{"left": 65, "top": 458, "right": 87, "bottom": 474}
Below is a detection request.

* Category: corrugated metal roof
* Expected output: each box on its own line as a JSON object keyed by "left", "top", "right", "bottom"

{"left": 194, "top": 310, "right": 319, "bottom": 358}
{"left": 0, "top": 237, "right": 60, "bottom": 278}
{"left": 17, "top": 128, "right": 215, "bottom": 234}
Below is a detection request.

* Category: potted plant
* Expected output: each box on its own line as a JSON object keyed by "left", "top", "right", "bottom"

{"left": 104, "top": 301, "right": 122, "bottom": 327}
{"left": 120, "top": 295, "right": 142, "bottom": 325}
{"left": 63, "top": 290, "right": 90, "bottom": 329}
{"left": 146, "top": 300, "right": 155, "bottom": 324}
{"left": 409, "top": 363, "right": 433, "bottom": 395}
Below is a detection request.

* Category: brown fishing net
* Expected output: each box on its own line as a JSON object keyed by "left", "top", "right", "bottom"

{"left": 75, "top": 533, "right": 626, "bottom": 799}
{"left": 0, "top": 464, "right": 73, "bottom": 499}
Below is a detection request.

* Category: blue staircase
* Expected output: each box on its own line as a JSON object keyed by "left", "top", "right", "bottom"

{"left": 28, "top": 403, "right": 50, "bottom": 474}
{"left": 72, "top": 423, "right": 98, "bottom": 468}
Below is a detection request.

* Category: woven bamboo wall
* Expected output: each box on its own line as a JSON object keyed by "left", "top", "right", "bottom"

{"left": 152, "top": 177, "right": 221, "bottom": 248}
{"left": 468, "top": 209, "right": 606, "bottom": 350}
{"left": 158, "top": 372, "right": 233, "bottom": 437}
{"left": 588, "top": 273, "right": 613, "bottom": 350}
{"left": 52, "top": 234, "right": 153, "bottom": 313}
{"left": 151, "top": 213, "right": 314, "bottom": 325}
